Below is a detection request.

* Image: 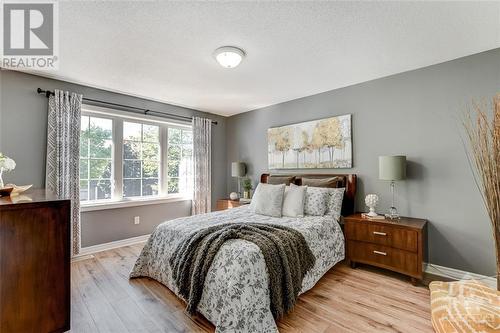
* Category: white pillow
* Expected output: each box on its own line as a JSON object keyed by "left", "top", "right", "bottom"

{"left": 250, "top": 183, "right": 286, "bottom": 217}
{"left": 282, "top": 184, "right": 307, "bottom": 217}
{"left": 304, "top": 187, "right": 329, "bottom": 216}
{"left": 325, "top": 188, "right": 345, "bottom": 220}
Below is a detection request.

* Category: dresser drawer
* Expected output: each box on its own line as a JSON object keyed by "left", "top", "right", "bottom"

{"left": 347, "top": 240, "right": 420, "bottom": 277}
{"left": 345, "top": 220, "right": 418, "bottom": 252}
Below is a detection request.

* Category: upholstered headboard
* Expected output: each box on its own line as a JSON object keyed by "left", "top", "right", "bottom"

{"left": 260, "top": 173, "right": 357, "bottom": 216}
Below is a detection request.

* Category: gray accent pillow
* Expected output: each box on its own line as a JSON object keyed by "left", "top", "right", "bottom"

{"left": 301, "top": 177, "right": 342, "bottom": 188}
{"left": 325, "top": 188, "right": 345, "bottom": 221}
{"left": 250, "top": 183, "right": 286, "bottom": 217}
{"left": 267, "top": 175, "right": 296, "bottom": 185}
{"left": 282, "top": 184, "right": 307, "bottom": 218}
{"left": 304, "top": 187, "right": 329, "bottom": 216}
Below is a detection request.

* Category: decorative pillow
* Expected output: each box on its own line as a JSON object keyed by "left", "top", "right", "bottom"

{"left": 325, "top": 188, "right": 345, "bottom": 220}
{"left": 267, "top": 175, "right": 296, "bottom": 185}
{"left": 301, "top": 177, "right": 342, "bottom": 188}
{"left": 250, "top": 183, "right": 286, "bottom": 217}
{"left": 304, "top": 187, "right": 329, "bottom": 216}
{"left": 282, "top": 184, "right": 307, "bottom": 218}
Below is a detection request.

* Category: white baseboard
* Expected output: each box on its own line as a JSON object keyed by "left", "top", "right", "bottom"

{"left": 78, "top": 234, "right": 150, "bottom": 256}
{"left": 71, "top": 254, "right": 95, "bottom": 262}
{"left": 74, "top": 235, "right": 497, "bottom": 289}
{"left": 424, "top": 263, "right": 496, "bottom": 288}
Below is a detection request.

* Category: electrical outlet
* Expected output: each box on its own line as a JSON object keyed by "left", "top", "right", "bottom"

{"left": 134, "top": 216, "right": 140, "bottom": 225}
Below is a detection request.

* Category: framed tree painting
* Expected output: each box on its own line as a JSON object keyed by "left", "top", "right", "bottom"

{"left": 268, "top": 114, "right": 352, "bottom": 169}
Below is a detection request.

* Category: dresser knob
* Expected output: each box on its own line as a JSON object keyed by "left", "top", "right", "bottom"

{"left": 373, "top": 231, "right": 387, "bottom": 236}
{"left": 373, "top": 250, "right": 387, "bottom": 256}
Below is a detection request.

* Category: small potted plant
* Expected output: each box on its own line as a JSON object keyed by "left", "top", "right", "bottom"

{"left": 242, "top": 178, "right": 253, "bottom": 199}
{"left": 0, "top": 153, "right": 16, "bottom": 189}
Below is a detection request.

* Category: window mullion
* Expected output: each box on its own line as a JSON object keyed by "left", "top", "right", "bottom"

{"left": 86, "top": 117, "right": 91, "bottom": 200}
{"left": 114, "top": 118, "right": 124, "bottom": 200}
{"left": 160, "top": 126, "right": 168, "bottom": 196}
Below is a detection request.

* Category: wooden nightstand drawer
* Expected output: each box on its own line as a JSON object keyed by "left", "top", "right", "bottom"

{"left": 216, "top": 199, "right": 242, "bottom": 211}
{"left": 345, "top": 220, "right": 418, "bottom": 252}
{"left": 347, "top": 240, "right": 419, "bottom": 277}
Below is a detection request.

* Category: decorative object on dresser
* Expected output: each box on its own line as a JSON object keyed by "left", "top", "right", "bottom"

{"left": 267, "top": 114, "right": 352, "bottom": 169}
{"left": 0, "top": 184, "right": 34, "bottom": 197}
{"left": 7, "top": 183, "right": 33, "bottom": 195}
{"left": 0, "top": 152, "right": 16, "bottom": 190}
{"left": 364, "top": 194, "right": 379, "bottom": 217}
{"left": 229, "top": 192, "right": 239, "bottom": 200}
{"left": 231, "top": 161, "right": 246, "bottom": 196}
{"left": 0, "top": 190, "right": 70, "bottom": 333}
{"left": 216, "top": 198, "right": 246, "bottom": 211}
{"left": 379, "top": 155, "right": 406, "bottom": 219}
{"left": 344, "top": 213, "right": 427, "bottom": 285}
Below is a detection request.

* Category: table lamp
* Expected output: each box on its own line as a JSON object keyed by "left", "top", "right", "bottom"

{"left": 231, "top": 162, "right": 246, "bottom": 197}
{"left": 379, "top": 155, "right": 406, "bottom": 219}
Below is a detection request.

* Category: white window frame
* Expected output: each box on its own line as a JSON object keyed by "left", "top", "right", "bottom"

{"left": 80, "top": 104, "right": 193, "bottom": 212}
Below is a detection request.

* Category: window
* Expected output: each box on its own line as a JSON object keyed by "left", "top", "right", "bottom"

{"left": 80, "top": 116, "right": 113, "bottom": 201}
{"left": 123, "top": 122, "right": 160, "bottom": 197}
{"left": 167, "top": 128, "right": 193, "bottom": 194}
{"left": 80, "top": 109, "right": 193, "bottom": 205}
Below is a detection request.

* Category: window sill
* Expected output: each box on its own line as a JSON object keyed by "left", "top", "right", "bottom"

{"left": 81, "top": 196, "right": 192, "bottom": 212}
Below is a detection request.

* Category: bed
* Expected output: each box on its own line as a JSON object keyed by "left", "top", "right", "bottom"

{"left": 130, "top": 173, "right": 357, "bottom": 332}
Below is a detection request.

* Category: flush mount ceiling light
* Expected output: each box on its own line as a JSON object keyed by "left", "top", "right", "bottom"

{"left": 213, "top": 46, "right": 245, "bottom": 69}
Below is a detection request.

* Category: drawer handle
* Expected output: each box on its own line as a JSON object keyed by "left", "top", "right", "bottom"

{"left": 373, "top": 250, "right": 387, "bottom": 256}
{"left": 373, "top": 231, "right": 387, "bottom": 236}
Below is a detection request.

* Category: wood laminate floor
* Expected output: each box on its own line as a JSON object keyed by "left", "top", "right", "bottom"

{"left": 70, "top": 243, "right": 433, "bottom": 333}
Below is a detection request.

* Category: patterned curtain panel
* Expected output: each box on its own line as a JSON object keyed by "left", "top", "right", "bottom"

{"left": 46, "top": 90, "right": 83, "bottom": 255}
{"left": 192, "top": 117, "right": 212, "bottom": 215}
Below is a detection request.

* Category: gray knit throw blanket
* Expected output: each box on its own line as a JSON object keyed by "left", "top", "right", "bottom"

{"left": 169, "top": 222, "right": 316, "bottom": 319}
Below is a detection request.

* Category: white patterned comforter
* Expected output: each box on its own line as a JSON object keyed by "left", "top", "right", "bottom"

{"left": 130, "top": 206, "right": 345, "bottom": 332}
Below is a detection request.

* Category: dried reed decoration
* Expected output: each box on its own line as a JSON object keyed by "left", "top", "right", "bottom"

{"left": 463, "top": 94, "right": 500, "bottom": 290}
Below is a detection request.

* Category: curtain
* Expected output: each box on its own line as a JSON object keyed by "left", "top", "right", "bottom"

{"left": 192, "top": 117, "right": 212, "bottom": 215}
{"left": 46, "top": 90, "right": 83, "bottom": 255}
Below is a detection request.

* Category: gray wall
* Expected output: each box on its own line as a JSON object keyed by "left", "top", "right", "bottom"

{"left": 226, "top": 48, "right": 500, "bottom": 276}
{"left": 0, "top": 70, "right": 227, "bottom": 247}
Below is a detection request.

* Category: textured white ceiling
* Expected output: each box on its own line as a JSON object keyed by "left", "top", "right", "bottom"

{"left": 30, "top": 1, "right": 500, "bottom": 116}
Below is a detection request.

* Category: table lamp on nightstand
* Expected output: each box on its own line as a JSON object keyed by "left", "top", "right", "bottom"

{"left": 379, "top": 155, "right": 406, "bottom": 219}
{"left": 231, "top": 162, "right": 246, "bottom": 198}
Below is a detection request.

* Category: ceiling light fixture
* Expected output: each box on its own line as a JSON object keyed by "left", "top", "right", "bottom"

{"left": 213, "top": 46, "right": 245, "bottom": 69}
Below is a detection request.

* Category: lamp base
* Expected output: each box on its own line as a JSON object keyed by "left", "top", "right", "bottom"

{"left": 385, "top": 207, "right": 400, "bottom": 219}
{"left": 366, "top": 207, "right": 378, "bottom": 217}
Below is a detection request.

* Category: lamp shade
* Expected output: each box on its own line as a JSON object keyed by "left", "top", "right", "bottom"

{"left": 231, "top": 162, "right": 246, "bottom": 177}
{"left": 379, "top": 156, "right": 406, "bottom": 181}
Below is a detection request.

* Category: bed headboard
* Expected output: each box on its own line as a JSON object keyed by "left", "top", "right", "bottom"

{"left": 260, "top": 173, "right": 357, "bottom": 216}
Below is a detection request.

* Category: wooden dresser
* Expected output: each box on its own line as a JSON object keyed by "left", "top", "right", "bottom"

{"left": 0, "top": 190, "right": 71, "bottom": 333}
{"left": 215, "top": 199, "right": 244, "bottom": 211}
{"left": 344, "top": 213, "right": 427, "bottom": 285}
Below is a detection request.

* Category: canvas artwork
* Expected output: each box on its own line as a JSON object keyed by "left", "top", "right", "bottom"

{"left": 268, "top": 114, "right": 352, "bottom": 169}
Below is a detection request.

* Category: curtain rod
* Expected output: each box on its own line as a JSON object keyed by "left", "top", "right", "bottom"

{"left": 36, "top": 88, "right": 218, "bottom": 125}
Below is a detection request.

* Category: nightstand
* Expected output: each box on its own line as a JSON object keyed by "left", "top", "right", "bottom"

{"left": 215, "top": 199, "right": 245, "bottom": 211}
{"left": 344, "top": 213, "right": 427, "bottom": 285}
